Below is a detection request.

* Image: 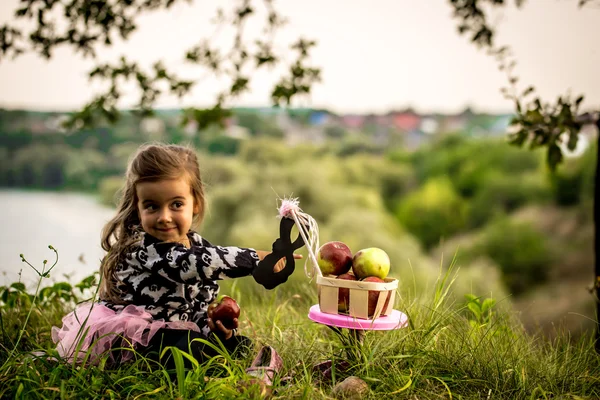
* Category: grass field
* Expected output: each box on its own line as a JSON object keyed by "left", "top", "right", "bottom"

{"left": 1, "top": 254, "right": 599, "bottom": 399}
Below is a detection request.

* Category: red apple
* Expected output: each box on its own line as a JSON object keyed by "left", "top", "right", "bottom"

{"left": 336, "top": 273, "right": 357, "bottom": 312}
{"left": 208, "top": 295, "right": 240, "bottom": 330}
{"left": 317, "top": 241, "right": 353, "bottom": 276}
{"left": 362, "top": 276, "right": 391, "bottom": 316}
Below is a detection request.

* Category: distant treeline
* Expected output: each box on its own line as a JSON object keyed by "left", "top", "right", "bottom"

{"left": 0, "top": 108, "right": 301, "bottom": 190}
{"left": 0, "top": 108, "right": 596, "bottom": 301}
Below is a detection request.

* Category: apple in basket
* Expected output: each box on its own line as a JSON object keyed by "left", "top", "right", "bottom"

{"left": 336, "top": 273, "right": 357, "bottom": 312}
{"left": 317, "top": 241, "right": 353, "bottom": 276}
{"left": 363, "top": 276, "right": 392, "bottom": 316}
{"left": 208, "top": 295, "right": 240, "bottom": 329}
{"left": 352, "top": 247, "right": 390, "bottom": 280}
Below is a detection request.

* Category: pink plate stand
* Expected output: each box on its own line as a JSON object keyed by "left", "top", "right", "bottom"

{"left": 308, "top": 304, "right": 408, "bottom": 331}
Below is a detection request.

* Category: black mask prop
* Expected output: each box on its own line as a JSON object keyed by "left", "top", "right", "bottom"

{"left": 252, "top": 217, "right": 307, "bottom": 290}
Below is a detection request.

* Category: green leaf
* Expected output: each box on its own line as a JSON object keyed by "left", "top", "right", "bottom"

{"left": 522, "top": 86, "right": 535, "bottom": 97}
{"left": 15, "top": 383, "right": 24, "bottom": 398}
{"left": 481, "top": 298, "right": 496, "bottom": 314}
{"left": 467, "top": 301, "right": 482, "bottom": 317}
{"left": 567, "top": 132, "right": 579, "bottom": 151}
{"left": 547, "top": 144, "right": 563, "bottom": 170}
{"left": 10, "top": 282, "right": 26, "bottom": 292}
{"left": 39, "top": 287, "right": 52, "bottom": 301}
{"left": 161, "top": 347, "right": 187, "bottom": 395}
{"left": 508, "top": 129, "right": 527, "bottom": 147}
{"left": 53, "top": 282, "right": 73, "bottom": 291}
{"left": 525, "top": 108, "right": 544, "bottom": 125}
{"left": 464, "top": 294, "right": 478, "bottom": 302}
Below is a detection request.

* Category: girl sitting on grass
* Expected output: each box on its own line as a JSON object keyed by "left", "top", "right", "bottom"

{"left": 52, "top": 143, "right": 297, "bottom": 383}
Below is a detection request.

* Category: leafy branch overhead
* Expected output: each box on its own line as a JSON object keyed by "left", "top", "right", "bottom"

{"left": 449, "top": 0, "right": 599, "bottom": 170}
{"left": 0, "top": 0, "right": 321, "bottom": 130}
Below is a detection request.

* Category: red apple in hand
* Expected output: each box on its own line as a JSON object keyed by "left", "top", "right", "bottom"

{"left": 317, "top": 241, "right": 353, "bottom": 276}
{"left": 363, "top": 276, "right": 391, "bottom": 316}
{"left": 336, "top": 273, "right": 357, "bottom": 312}
{"left": 208, "top": 295, "right": 240, "bottom": 330}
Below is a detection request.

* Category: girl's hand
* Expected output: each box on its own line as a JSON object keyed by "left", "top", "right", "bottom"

{"left": 256, "top": 250, "right": 303, "bottom": 273}
{"left": 207, "top": 305, "right": 237, "bottom": 340}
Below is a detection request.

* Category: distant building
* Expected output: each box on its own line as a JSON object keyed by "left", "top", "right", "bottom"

{"left": 389, "top": 110, "right": 421, "bottom": 132}
{"left": 341, "top": 114, "right": 365, "bottom": 129}
{"left": 308, "top": 111, "right": 330, "bottom": 126}
{"left": 420, "top": 117, "right": 439, "bottom": 135}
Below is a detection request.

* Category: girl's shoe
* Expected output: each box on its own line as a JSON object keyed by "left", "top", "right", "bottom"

{"left": 245, "top": 346, "right": 283, "bottom": 386}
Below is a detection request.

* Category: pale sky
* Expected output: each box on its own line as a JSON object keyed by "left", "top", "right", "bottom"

{"left": 0, "top": 0, "right": 598, "bottom": 115}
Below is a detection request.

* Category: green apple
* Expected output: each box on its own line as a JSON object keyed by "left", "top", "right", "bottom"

{"left": 352, "top": 248, "right": 390, "bottom": 280}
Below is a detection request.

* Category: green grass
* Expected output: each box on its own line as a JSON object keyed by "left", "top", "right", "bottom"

{"left": 1, "top": 255, "right": 599, "bottom": 399}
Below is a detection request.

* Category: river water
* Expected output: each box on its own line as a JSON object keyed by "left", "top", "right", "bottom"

{"left": 0, "top": 190, "right": 115, "bottom": 288}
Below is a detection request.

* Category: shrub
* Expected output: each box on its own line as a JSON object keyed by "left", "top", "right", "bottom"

{"left": 548, "top": 142, "right": 597, "bottom": 207}
{"left": 409, "top": 136, "right": 543, "bottom": 196}
{"left": 579, "top": 142, "right": 597, "bottom": 202}
{"left": 395, "top": 177, "right": 468, "bottom": 249}
{"left": 467, "top": 172, "right": 551, "bottom": 228}
{"left": 335, "top": 137, "right": 384, "bottom": 157}
{"left": 200, "top": 155, "right": 247, "bottom": 187}
{"left": 238, "top": 138, "right": 311, "bottom": 166}
{"left": 548, "top": 159, "right": 584, "bottom": 206}
{"left": 64, "top": 148, "right": 109, "bottom": 189}
{"left": 206, "top": 135, "right": 241, "bottom": 155}
{"left": 477, "top": 218, "right": 552, "bottom": 295}
{"left": 98, "top": 176, "right": 124, "bottom": 207}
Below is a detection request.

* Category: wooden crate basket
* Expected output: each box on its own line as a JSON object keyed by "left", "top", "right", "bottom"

{"left": 317, "top": 275, "right": 398, "bottom": 320}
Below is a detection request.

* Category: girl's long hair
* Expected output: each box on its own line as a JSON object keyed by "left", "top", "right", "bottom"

{"left": 99, "top": 143, "right": 206, "bottom": 303}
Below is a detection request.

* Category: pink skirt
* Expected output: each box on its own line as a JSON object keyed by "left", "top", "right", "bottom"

{"left": 51, "top": 303, "right": 200, "bottom": 364}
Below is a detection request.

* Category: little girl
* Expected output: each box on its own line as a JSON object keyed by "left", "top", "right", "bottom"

{"left": 52, "top": 143, "right": 296, "bottom": 374}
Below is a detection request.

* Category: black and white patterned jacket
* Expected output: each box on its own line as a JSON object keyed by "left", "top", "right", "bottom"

{"left": 101, "top": 231, "right": 259, "bottom": 337}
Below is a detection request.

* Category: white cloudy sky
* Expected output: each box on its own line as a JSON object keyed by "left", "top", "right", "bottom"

{"left": 0, "top": 0, "right": 598, "bottom": 114}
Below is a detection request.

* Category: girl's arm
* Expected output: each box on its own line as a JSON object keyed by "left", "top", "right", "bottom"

{"left": 136, "top": 234, "right": 301, "bottom": 284}
{"left": 143, "top": 239, "right": 259, "bottom": 284}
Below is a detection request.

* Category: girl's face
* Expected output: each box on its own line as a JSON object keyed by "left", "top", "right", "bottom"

{"left": 136, "top": 177, "right": 199, "bottom": 245}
